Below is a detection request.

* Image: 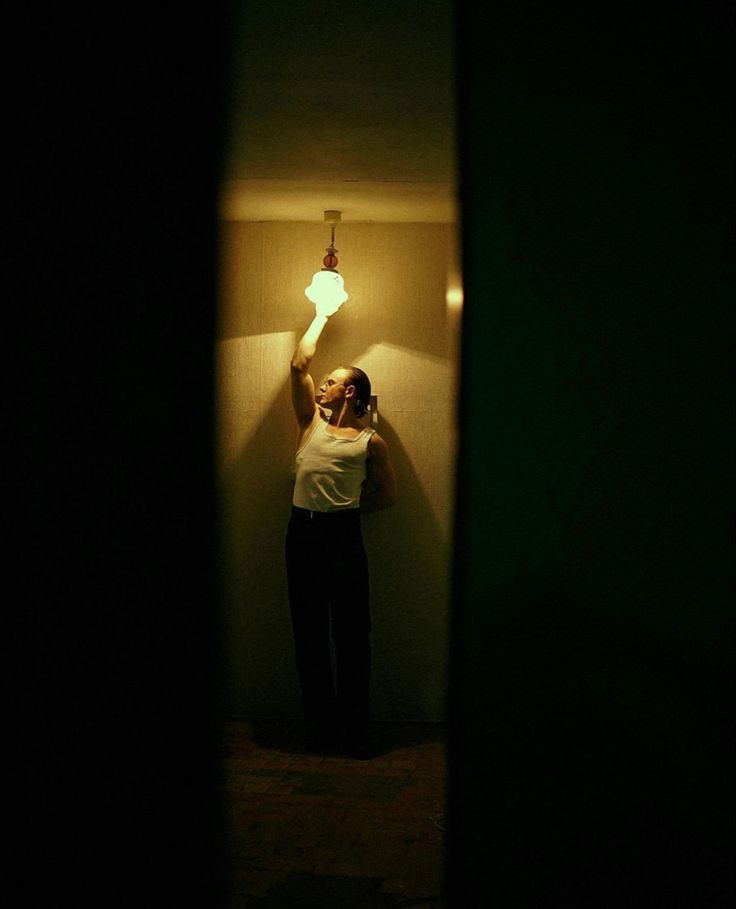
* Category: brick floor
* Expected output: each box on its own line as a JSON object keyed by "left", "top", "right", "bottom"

{"left": 223, "top": 718, "right": 447, "bottom": 908}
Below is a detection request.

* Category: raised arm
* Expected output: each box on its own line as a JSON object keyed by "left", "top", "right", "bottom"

{"left": 290, "top": 299, "right": 344, "bottom": 426}
{"left": 360, "top": 433, "right": 397, "bottom": 512}
{"left": 290, "top": 314, "right": 326, "bottom": 425}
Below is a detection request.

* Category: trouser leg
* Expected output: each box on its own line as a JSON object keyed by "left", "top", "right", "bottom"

{"left": 285, "top": 519, "right": 336, "bottom": 728}
{"left": 331, "top": 525, "right": 372, "bottom": 732}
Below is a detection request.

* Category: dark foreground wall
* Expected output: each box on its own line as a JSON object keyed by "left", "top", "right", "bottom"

{"left": 10, "top": 6, "right": 229, "bottom": 906}
{"left": 448, "top": 1, "right": 734, "bottom": 906}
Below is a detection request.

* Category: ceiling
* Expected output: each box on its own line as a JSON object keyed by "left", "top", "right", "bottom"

{"left": 220, "top": 0, "right": 458, "bottom": 223}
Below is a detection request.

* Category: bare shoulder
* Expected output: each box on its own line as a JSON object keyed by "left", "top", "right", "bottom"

{"left": 367, "top": 432, "right": 390, "bottom": 458}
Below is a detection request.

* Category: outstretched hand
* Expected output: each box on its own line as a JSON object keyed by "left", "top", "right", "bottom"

{"left": 315, "top": 298, "right": 346, "bottom": 319}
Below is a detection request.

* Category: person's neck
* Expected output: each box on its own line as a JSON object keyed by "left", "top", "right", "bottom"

{"left": 329, "top": 406, "right": 361, "bottom": 429}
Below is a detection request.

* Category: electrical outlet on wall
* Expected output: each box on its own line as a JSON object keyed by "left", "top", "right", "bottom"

{"left": 356, "top": 395, "right": 378, "bottom": 428}
{"left": 369, "top": 395, "right": 378, "bottom": 427}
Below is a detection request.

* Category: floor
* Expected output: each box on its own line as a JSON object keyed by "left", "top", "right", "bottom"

{"left": 222, "top": 718, "right": 447, "bottom": 908}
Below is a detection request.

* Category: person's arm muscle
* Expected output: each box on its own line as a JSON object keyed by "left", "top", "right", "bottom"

{"left": 360, "top": 434, "right": 397, "bottom": 512}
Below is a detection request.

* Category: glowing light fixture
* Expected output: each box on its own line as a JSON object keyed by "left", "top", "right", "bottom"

{"left": 305, "top": 210, "right": 348, "bottom": 307}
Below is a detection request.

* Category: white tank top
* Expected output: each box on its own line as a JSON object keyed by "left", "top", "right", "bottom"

{"left": 293, "top": 418, "right": 375, "bottom": 512}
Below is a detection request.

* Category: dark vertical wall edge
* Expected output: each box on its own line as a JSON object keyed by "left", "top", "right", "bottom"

{"left": 448, "top": 0, "right": 734, "bottom": 905}
{"left": 10, "top": 4, "right": 230, "bottom": 905}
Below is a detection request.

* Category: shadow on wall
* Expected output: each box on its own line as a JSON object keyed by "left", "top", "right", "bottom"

{"left": 220, "top": 380, "right": 448, "bottom": 723}
{"left": 361, "top": 413, "right": 449, "bottom": 721}
{"left": 218, "top": 371, "right": 295, "bottom": 719}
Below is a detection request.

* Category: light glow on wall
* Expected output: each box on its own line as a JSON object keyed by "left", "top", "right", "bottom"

{"left": 446, "top": 283, "right": 464, "bottom": 310}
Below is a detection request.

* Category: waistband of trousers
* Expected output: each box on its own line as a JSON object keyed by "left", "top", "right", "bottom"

{"left": 290, "top": 505, "right": 361, "bottom": 522}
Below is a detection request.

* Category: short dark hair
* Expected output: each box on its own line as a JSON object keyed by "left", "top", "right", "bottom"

{"left": 341, "top": 366, "right": 371, "bottom": 417}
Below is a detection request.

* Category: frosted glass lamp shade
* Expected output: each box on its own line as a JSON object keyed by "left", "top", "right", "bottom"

{"left": 305, "top": 270, "right": 348, "bottom": 306}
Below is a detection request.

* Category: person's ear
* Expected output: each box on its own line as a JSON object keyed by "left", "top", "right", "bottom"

{"left": 345, "top": 384, "right": 356, "bottom": 400}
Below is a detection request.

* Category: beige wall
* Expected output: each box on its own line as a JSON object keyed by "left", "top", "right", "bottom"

{"left": 217, "top": 221, "right": 461, "bottom": 721}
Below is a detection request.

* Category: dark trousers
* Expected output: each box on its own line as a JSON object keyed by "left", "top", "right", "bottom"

{"left": 285, "top": 506, "right": 371, "bottom": 734}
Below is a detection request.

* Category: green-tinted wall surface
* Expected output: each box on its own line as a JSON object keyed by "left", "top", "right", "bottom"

{"left": 448, "top": 1, "right": 734, "bottom": 905}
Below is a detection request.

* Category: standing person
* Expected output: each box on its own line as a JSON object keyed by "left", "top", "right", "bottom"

{"left": 287, "top": 296, "right": 397, "bottom": 759}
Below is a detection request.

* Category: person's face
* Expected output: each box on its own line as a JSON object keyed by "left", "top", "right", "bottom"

{"left": 318, "top": 368, "right": 353, "bottom": 408}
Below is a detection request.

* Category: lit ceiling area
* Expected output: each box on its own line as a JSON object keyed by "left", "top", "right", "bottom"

{"left": 220, "top": 0, "right": 458, "bottom": 223}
